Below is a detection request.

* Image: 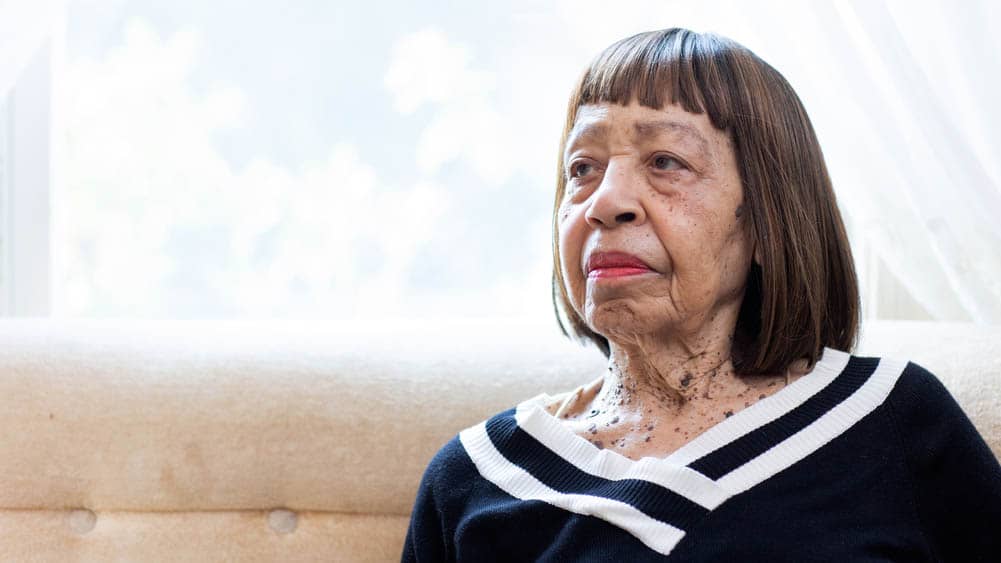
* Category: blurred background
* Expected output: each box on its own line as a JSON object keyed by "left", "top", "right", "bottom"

{"left": 1, "top": 0, "right": 999, "bottom": 324}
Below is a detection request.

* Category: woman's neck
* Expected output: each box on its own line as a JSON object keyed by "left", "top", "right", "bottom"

{"left": 550, "top": 330, "right": 812, "bottom": 458}
{"left": 599, "top": 332, "right": 748, "bottom": 416}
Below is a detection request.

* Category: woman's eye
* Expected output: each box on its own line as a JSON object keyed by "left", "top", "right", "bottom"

{"left": 652, "top": 154, "right": 684, "bottom": 171}
{"left": 570, "top": 161, "right": 595, "bottom": 179}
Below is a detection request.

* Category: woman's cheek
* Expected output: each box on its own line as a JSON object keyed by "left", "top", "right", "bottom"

{"left": 557, "top": 196, "right": 572, "bottom": 222}
{"left": 558, "top": 220, "right": 582, "bottom": 300}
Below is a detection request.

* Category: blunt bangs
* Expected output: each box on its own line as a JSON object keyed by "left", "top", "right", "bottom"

{"left": 575, "top": 29, "right": 742, "bottom": 134}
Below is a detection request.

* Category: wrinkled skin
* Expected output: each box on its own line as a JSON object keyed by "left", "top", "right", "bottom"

{"left": 554, "top": 101, "right": 809, "bottom": 460}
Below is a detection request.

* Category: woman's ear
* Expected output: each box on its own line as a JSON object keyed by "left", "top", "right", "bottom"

{"left": 753, "top": 244, "right": 762, "bottom": 267}
{"left": 743, "top": 212, "right": 760, "bottom": 267}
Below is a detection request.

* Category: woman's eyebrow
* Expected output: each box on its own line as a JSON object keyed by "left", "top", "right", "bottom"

{"left": 633, "top": 119, "right": 709, "bottom": 157}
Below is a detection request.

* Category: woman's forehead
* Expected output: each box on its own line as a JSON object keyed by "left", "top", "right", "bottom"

{"left": 567, "top": 102, "right": 720, "bottom": 157}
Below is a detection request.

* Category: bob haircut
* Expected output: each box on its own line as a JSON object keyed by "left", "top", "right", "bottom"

{"left": 551, "top": 27, "right": 860, "bottom": 376}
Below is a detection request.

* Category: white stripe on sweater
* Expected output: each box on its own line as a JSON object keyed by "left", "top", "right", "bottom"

{"left": 460, "top": 421, "right": 688, "bottom": 556}
{"left": 717, "top": 357, "right": 907, "bottom": 495}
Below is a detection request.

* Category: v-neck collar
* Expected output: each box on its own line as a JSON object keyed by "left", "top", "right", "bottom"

{"left": 458, "top": 347, "right": 908, "bottom": 556}
{"left": 512, "top": 346, "right": 852, "bottom": 492}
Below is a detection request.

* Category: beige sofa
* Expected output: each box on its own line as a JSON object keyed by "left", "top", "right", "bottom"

{"left": 1, "top": 319, "right": 998, "bottom": 562}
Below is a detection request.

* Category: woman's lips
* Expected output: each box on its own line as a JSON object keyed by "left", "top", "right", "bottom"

{"left": 588, "top": 266, "right": 654, "bottom": 278}
{"left": 585, "top": 251, "right": 655, "bottom": 279}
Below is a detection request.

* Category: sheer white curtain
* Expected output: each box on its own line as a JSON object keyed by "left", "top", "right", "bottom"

{"left": 736, "top": 0, "right": 1001, "bottom": 323}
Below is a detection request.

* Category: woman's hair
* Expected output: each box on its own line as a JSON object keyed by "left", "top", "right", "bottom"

{"left": 551, "top": 27, "right": 860, "bottom": 376}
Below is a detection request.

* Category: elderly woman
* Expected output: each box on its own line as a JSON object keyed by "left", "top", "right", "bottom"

{"left": 402, "top": 28, "right": 1001, "bottom": 561}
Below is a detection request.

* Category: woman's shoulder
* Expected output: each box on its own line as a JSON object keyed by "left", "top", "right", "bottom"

{"left": 819, "top": 348, "right": 947, "bottom": 402}
{"left": 885, "top": 359, "right": 949, "bottom": 401}
{"left": 416, "top": 433, "right": 481, "bottom": 509}
{"left": 423, "top": 389, "right": 575, "bottom": 475}
{"left": 874, "top": 356, "right": 967, "bottom": 418}
{"left": 829, "top": 350, "right": 961, "bottom": 418}
{"left": 769, "top": 347, "right": 978, "bottom": 448}
{"left": 416, "top": 399, "right": 544, "bottom": 505}
{"left": 423, "top": 402, "right": 531, "bottom": 477}
{"left": 872, "top": 356, "right": 1001, "bottom": 556}
{"left": 881, "top": 358, "right": 988, "bottom": 437}
{"left": 872, "top": 355, "right": 1000, "bottom": 474}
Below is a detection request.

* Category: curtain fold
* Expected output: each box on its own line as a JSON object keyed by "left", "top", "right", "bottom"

{"left": 841, "top": 0, "right": 1001, "bottom": 323}
{"left": 742, "top": 0, "right": 1001, "bottom": 323}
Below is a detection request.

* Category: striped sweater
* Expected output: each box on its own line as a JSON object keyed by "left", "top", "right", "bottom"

{"left": 402, "top": 347, "right": 1001, "bottom": 561}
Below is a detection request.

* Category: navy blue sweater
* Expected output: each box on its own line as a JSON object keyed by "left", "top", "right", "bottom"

{"left": 402, "top": 348, "right": 1001, "bottom": 561}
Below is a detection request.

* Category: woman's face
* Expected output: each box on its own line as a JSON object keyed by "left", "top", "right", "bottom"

{"left": 558, "top": 101, "right": 754, "bottom": 342}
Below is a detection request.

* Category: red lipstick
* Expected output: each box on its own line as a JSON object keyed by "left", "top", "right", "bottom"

{"left": 586, "top": 251, "right": 655, "bottom": 279}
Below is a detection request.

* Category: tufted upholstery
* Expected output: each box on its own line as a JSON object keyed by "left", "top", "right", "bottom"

{"left": 1, "top": 319, "right": 998, "bottom": 562}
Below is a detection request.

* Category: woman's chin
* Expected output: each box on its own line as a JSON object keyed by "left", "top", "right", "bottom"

{"left": 586, "top": 303, "right": 667, "bottom": 341}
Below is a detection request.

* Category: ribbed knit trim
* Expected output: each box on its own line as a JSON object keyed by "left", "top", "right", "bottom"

{"left": 514, "top": 404, "right": 727, "bottom": 509}
{"left": 715, "top": 356, "right": 908, "bottom": 495}
{"left": 459, "top": 420, "right": 688, "bottom": 556}
{"left": 484, "top": 414, "right": 710, "bottom": 529}
{"left": 690, "top": 355, "right": 879, "bottom": 479}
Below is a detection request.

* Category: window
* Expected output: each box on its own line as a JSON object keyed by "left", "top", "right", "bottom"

{"left": 1, "top": 38, "right": 53, "bottom": 317}
{"left": 16, "top": 0, "right": 994, "bottom": 323}
{"left": 0, "top": 93, "right": 9, "bottom": 314}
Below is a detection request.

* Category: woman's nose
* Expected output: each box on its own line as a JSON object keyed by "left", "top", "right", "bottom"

{"left": 584, "top": 161, "right": 645, "bottom": 229}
